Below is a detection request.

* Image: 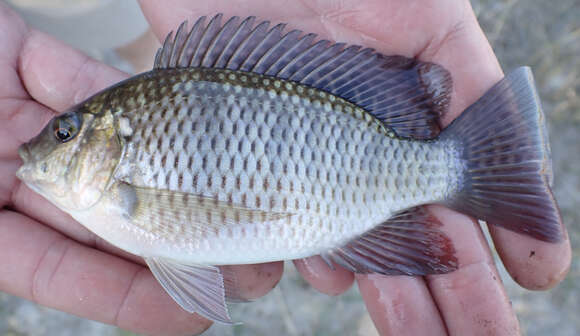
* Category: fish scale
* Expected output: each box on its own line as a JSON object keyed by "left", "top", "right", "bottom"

{"left": 107, "top": 68, "right": 456, "bottom": 257}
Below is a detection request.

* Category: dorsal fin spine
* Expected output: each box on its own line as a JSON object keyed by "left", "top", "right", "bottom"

{"left": 179, "top": 16, "right": 206, "bottom": 68}
{"left": 174, "top": 21, "right": 190, "bottom": 67}
{"left": 214, "top": 16, "right": 254, "bottom": 68}
{"left": 226, "top": 20, "right": 269, "bottom": 69}
{"left": 154, "top": 47, "right": 163, "bottom": 68}
{"left": 251, "top": 25, "right": 295, "bottom": 73}
{"left": 202, "top": 16, "right": 238, "bottom": 67}
{"left": 245, "top": 23, "right": 287, "bottom": 71}
{"left": 159, "top": 31, "right": 173, "bottom": 69}
{"left": 192, "top": 14, "right": 222, "bottom": 67}
{"left": 258, "top": 29, "right": 302, "bottom": 74}
{"left": 243, "top": 23, "right": 284, "bottom": 71}
{"left": 169, "top": 21, "right": 188, "bottom": 68}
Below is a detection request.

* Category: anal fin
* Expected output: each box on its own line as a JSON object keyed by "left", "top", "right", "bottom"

{"left": 145, "top": 257, "right": 236, "bottom": 324}
{"left": 322, "top": 206, "right": 457, "bottom": 275}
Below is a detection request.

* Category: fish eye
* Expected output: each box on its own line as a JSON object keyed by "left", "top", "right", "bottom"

{"left": 53, "top": 112, "right": 82, "bottom": 143}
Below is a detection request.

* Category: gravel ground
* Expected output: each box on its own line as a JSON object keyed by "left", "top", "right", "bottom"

{"left": 1, "top": 0, "right": 578, "bottom": 335}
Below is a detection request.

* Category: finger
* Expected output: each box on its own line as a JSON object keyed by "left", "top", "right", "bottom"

{"left": 138, "top": 0, "right": 321, "bottom": 41}
{"left": 11, "top": 183, "right": 147, "bottom": 277}
{"left": 489, "top": 226, "right": 571, "bottom": 290}
{"left": 357, "top": 275, "right": 446, "bottom": 336}
{"left": 18, "top": 29, "right": 127, "bottom": 112}
{"left": 0, "top": 5, "right": 55, "bottom": 151}
{"left": 222, "top": 262, "right": 284, "bottom": 299}
{"left": 120, "top": 262, "right": 283, "bottom": 332}
{"left": 419, "top": 1, "right": 572, "bottom": 290}
{"left": 0, "top": 210, "right": 209, "bottom": 335}
{"left": 0, "top": 98, "right": 54, "bottom": 153}
{"left": 0, "top": 3, "right": 28, "bottom": 79}
{"left": 0, "top": 211, "right": 283, "bottom": 335}
{"left": 12, "top": 179, "right": 100, "bottom": 246}
{"left": 412, "top": 0, "right": 503, "bottom": 123}
{"left": 12, "top": 182, "right": 159, "bottom": 267}
{"left": 0, "top": 158, "right": 21, "bottom": 206}
{"left": 138, "top": 0, "right": 459, "bottom": 59}
{"left": 293, "top": 256, "right": 354, "bottom": 296}
{"left": 426, "top": 205, "right": 520, "bottom": 335}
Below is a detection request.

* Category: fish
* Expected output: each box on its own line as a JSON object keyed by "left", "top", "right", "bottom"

{"left": 16, "top": 14, "right": 564, "bottom": 324}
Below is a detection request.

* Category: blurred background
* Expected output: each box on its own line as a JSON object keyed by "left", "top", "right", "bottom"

{"left": 0, "top": 0, "right": 578, "bottom": 335}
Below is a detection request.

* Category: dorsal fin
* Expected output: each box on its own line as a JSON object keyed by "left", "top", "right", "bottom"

{"left": 154, "top": 15, "right": 453, "bottom": 140}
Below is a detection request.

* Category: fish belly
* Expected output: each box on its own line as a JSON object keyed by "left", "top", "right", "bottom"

{"left": 106, "top": 70, "right": 460, "bottom": 264}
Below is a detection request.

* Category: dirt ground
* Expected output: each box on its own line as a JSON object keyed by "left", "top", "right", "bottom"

{"left": 1, "top": 0, "right": 578, "bottom": 335}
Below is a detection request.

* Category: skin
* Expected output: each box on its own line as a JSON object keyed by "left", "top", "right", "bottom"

{"left": 0, "top": 0, "right": 571, "bottom": 335}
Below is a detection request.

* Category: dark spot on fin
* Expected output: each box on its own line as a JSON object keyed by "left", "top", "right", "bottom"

{"left": 154, "top": 14, "right": 452, "bottom": 140}
{"left": 443, "top": 67, "right": 563, "bottom": 243}
{"left": 322, "top": 206, "right": 457, "bottom": 275}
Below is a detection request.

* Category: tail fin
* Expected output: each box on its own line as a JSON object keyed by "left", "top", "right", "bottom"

{"left": 442, "top": 67, "right": 563, "bottom": 242}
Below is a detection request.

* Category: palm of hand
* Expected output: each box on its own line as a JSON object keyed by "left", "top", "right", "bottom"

{"left": 0, "top": 1, "right": 571, "bottom": 335}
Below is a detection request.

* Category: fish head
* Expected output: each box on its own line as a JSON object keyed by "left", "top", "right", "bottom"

{"left": 16, "top": 104, "right": 122, "bottom": 212}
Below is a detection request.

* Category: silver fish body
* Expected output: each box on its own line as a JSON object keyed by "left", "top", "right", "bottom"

{"left": 76, "top": 68, "right": 460, "bottom": 264}
{"left": 16, "top": 14, "right": 563, "bottom": 323}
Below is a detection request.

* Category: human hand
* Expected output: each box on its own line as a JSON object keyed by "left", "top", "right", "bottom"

{"left": 137, "top": 0, "right": 572, "bottom": 334}
{"left": 0, "top": 3, "right": 284, "bottom": 335}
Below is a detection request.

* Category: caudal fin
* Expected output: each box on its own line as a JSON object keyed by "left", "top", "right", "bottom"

{"left": 442, "top": 67, "right": 563, "bottom": 242}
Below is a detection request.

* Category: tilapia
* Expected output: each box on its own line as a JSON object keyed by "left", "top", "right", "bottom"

{"left": 16, "top": 14, "right": 563, "bottom": 323}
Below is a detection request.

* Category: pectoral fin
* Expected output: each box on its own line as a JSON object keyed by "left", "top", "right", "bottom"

{"left": 114, "top": 182, "right": 291, "bottom": 237}
{"left": 145, "top": 257, "right": 236, "bottom": 324}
